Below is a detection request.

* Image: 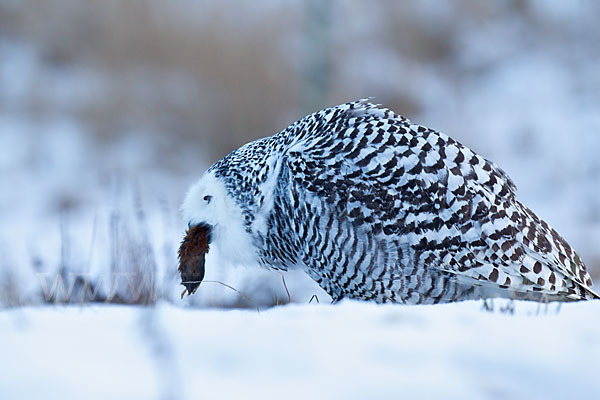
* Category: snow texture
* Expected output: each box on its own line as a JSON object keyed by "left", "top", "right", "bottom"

{"left": 2, "top": 300, "right": 599, "bottom": 400}
{"left": 2, "top": 1, "right": 599, "bottom": 309}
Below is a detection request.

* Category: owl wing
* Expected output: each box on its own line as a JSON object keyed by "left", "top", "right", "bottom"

{"left": 281, "top": 100, "right": 597, "bottom": 301}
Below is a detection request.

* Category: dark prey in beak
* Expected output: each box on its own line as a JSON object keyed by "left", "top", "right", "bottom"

{"left": 178, "top": 223, "right": 211, "bottom": 298}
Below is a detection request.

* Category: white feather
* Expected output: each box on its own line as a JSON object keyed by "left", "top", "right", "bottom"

{"left": 181, "top": 171, "right": 260, "bottom": 268}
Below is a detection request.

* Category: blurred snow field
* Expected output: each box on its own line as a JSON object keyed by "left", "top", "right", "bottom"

{"left": 1, "top": 1, "right": 599, "bottom": 308}
{"left": 1, "top": 300, "right": 599, "bottom": 400}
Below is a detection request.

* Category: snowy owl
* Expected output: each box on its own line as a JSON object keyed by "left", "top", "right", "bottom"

{"left": 179, "top": 100, "right": 598, "bottom": 304}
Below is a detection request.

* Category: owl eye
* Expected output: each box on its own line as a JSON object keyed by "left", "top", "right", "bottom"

{"left": 203, "top": 195, "right": 212, "bottom": 203}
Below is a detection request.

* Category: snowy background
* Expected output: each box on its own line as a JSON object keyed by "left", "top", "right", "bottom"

{"left": 1, "top": 1, "right": 599, "bottom": 398}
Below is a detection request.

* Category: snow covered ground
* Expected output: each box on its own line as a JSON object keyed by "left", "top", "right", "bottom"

{"left": 1, "top": 1, "right": 599, "bottom": 308}
{"left": 2, "top": 300, "right": 599, "bottom": 400}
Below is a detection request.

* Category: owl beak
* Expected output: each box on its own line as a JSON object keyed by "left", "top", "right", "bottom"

{"left": 178, "top": 223, "right": 212, "bottom": 298}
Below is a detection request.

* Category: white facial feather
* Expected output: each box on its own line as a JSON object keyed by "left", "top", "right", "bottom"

{"left": 181, "top": 171, "right": 260, "bottom": 268}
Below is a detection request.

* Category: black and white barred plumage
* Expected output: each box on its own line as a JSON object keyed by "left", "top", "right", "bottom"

{"left": 182, "top": 100, "right": 598, "bottom": 304}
